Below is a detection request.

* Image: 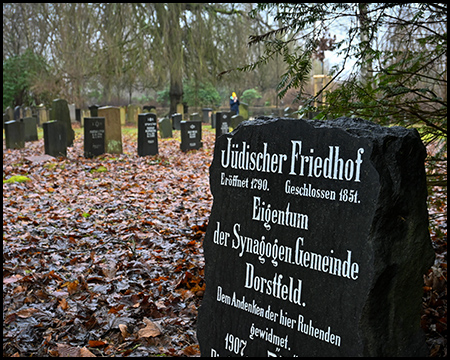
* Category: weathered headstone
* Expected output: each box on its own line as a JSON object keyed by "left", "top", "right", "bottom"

{"left": 159, "top": 117, "right": 173, "bottom": 138}
{"left": 4, "top": 120, "right": 25, "bottom": 149}
{"left": 215, "top": 111, "right": 231, "bottom": 137}
{"left": 137, "top": 113, "right": 158, "bottom": 156}
{"left": 36, "top": 105, "right": 49, "bottom": 126}
{"left": 50, "top": 99, "right": 75, "bottom": 147}
{"left": 126, "top": 104, "right": 141, "bottom": 125}
{"left": 98, "top": 106, "right": 123, "bottom": 154}
{"left": 180, "top": 120, "right": 202, "bottom": 152}
{"left": 230, "top": 114, "right": 244, "bottom": 130}
{"left": 190, "top": 112, "right": 201, "bottom": 122}
{"left": 197, "top": 116, "right": 434, "bottom": 357}
{"left": 84, "top": 117, "right": 105, "bottom": 158}
{"left": 23, "top": 107, "right": 32, "bottom": 118}
{"left": 13, "top": 106, "right": 22, "bottom": 121}
{"left": 68, "top": 103, "right": 76, "bottom": 123}
{"left": 43, "top": 120, "right": 67, "bottom": 157}
{"left": 22, "top": 117, "right": 38, "bottom": 141}
{"left": 239, "top": 103, "right": 249, "bottom": 121}
{"left": 202, "top": 108, "right": 213, "bottom": 124}
{"left": 171, "top": 113, "right": 182, "bottom": 130}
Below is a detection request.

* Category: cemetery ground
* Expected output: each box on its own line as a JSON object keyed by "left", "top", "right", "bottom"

{"left": 3, "top": 123, "right": 447, "bottom": 357}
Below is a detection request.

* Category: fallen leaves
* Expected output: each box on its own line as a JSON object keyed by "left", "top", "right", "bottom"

{"left": 3, "top": 125, "right": 213, "bottom": 356}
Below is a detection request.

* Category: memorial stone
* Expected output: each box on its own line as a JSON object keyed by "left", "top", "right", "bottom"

{"left": 68, "top": 104, "right": 76, "bottom": 123}
{"left": 98, "top": 106, "right": 123, "bottom": 154}
{"left": 75, "top": 108, "right": 81, "bottom": 122}
{"left": 14, "top": 106, "right": 23, "bottom": 121}
{"left": 22, "top": 117, "right": 38, "bottom": 141}
{"left": 159, "top": 117, "right": 173, "bottom": 138}
{"left": 5, "top": 106, "right": 14, "bottom": 122}
{"left": 202, "top": 108, "right": 213, "bottom": 124}
{"left": 198, "top": 116, "right": 434, "bottom": 357}
{"left": 230, "top": 114, "right": 244, "bottom": 130}
{"left": 43, "top": 120, "right": 67, "bottom": 157}
{"left": 180, "top": 120, "right": 202, "bottom": 152}
{"left": 50, "top": 99, "right": 75, "bottom": 146}
{"left": 211, "top": 112, "right": 216, "bottom": 129}
{"left": 23, "top": 107, "right": 32, "bottom": 118}
{"left": 138, "top": 113, "right": 158, "bottom": 156}
{"left": 84, "top": 117, "right": 105, "bottom": 158}
{"left": 239, "top": 102, "right": 249, "bottom": 120}
{"left": 36, "top": 105, "right": 49, "bottom": 126}
{"left": 215, "top": 111, "right": 231, "bottom": 137}
{"left": 89, "top": 104, "right": 100, "bottom": 117}
{"left": 4, "top": 120, "right": 25, "bottom": 149}
{"left": 190, "top": 112, "right": 201, "bottom": 122}
{"left": 171, "top": 113, "right": 182, "bottom": 130}
{"left": 126, "top": 104, "right": 141, "bottom": 125}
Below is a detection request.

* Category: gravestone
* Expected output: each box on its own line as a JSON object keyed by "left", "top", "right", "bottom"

{"left": 180, "top": 120, "right": 202, "bottom": 152}
{"left": 138, "top": 113, "right": 158, "bottom": 156}
{"left": 75, "top": 108, "right": 81, "bottom": 123}
{"left": 202, "top": 108, "right": 213, "bottom": 124}
{"left": 211, "top": 112, "right": 216, "bottom": 129}
{"left": 171, "top": 113, "right": 182, "bottom": 130}
{"left": 98, "top": 106, "right": 123, "bottom": 154}
{"left": 68, "top": 103, "right": 76, "bottom": 123}
{"left": 43, "top": 120, "right": 67, "bottom": 157}
{"left": 23, "top": 107, "right": 32, "bottom": 118}
{"left": 89, "top": 104, "right": 100, "bottom": 117}
{"left": 230, "top": 114, "right": 244, "bottom": 130}
{"left": 197, "top": 116, "right": 434, "bottom": 357}
{"left": 215, "top": 111, "right": 231, "bottom": 138}
{"left": 36, "top": 105, "right": 49, "bottom": 126}
{"left": 22, "top": 117, "right": 38, "bottom": 141}
{"left": 126, "top": 104, "right": 141, "bottom": 125}
{"left": 4, "top": 120, "right": 25, "bottom": 149}
{"left": 190, "top": 112, "right": 201, "bottom": 122}
{"left": 14, "top": 106, "right": 22, "bottom": 121}
{"left": 50, "top": 99, "right": 75, "bottom": 147}
{"left": 159, "top": 117, "right": 173, "bottom": 138}
{"left": 239, "top": 103, "right": 249, "bottom": 121}
{"left": 84, "top": 117, "right": 105, "bottom": 158}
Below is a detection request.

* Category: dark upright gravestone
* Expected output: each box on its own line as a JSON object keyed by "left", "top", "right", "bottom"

{"left": 215, "top": 111, "right": 231, "bottom": 137}
{"left": 50, "top": 99, "right": 75, "bottom": 147}
{"left": 159, "top": 117, "right": 173, "bottom": 138}
{"left": 84, "top": 117, "right": 105, "bottom": 158}
{"left": 197, "top": 117, "right": 434, "bottom": 357}
{"left": 89, "top": 104, "right": 100, "bottom": 117}
{"left": 4, "top": 120, "right": 25, "bottom": 149}
{"left": 43, "top": 120, "right": 67, "bottom": 157}
{"left": 22, "top": 117, "right": 38, "bottom": 141}
{"left": 172, "top": 113, "right": 182, "bottom": 130}
{"left": 138, "top": 113, "right": 158, "bottom": 156}
{"left": 180, "top": 120, "right": 202, "bottom": 152}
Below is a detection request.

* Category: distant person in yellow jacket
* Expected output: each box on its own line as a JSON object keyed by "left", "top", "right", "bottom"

{"left": 229, "top": 92, "right": 240, "bottom": 115}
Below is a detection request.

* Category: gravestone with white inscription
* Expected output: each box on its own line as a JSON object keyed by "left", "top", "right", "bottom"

{"left": 84, "top": 117, "right": 105, "bottom": 158}
{"left": 138, "top": 113, "right": 158, "bottom": 156}
{"left": 180, "top": 120, "right": 202, "bottom": 152}
{"left": 197, "top": 116, "right": 434, "bottom": 357}
{"left": 215, "top": 111, "right": 231, "bottom": 137}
